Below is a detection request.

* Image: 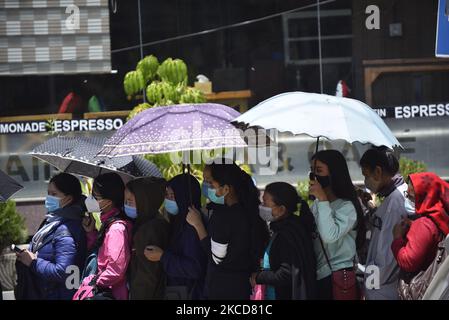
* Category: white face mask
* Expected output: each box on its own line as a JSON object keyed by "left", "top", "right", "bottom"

{"left": 404, "top": 198, "right": 415, "bottom": 215}
{"left": 259, "top": 205, "right": 275, "bottom": 222}
{"left": 85, "top": 195, "right": 101, "bottom": 213}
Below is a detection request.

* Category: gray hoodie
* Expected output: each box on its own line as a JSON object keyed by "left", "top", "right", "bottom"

{"left": 364, "top": 175, "right": 409, "bottom": 300}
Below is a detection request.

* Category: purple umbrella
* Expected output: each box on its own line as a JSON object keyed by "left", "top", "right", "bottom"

{"left": 97, "top": 103, "right": 247, "bottom": 158}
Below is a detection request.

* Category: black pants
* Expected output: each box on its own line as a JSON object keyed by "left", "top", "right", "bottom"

{"left": 316, "top": 275, "right": 333, "bottom": 300}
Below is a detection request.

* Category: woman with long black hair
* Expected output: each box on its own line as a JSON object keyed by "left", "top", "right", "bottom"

{"left": 186, "top": 161, "right": 269, "bottom": 300}
{"left": 308, "top": 150, "right": 365, "bottom": 300}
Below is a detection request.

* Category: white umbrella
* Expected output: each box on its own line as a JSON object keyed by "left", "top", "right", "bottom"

{"left": 233, "top": 91, "right": 402, "bottom": 149}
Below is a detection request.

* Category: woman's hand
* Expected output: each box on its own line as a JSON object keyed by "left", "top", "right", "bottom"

{"left": 144, "top": 246, "right": 163, "bottom": 262}
{"left": 393, "top": 218, "right": 412, "bottom": 239}
{"left": 186, "top": 206, "right": 203, "bottom": 227}
{"left": 186, "top": 206, "right": 208, "bottom": 240}
{"left": 249, "top": 272, "right": 259, "bottom": 288}
{"left": 309, "top": 179, "right": 328, "bottom": 201}
{"left": 82, "top": 213, "right": 96, "bottom": 233}
{"left": 16, "top": 249, "right": 37, "bottom": 267}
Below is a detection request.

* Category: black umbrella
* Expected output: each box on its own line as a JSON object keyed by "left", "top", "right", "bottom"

{"left": 0, "top": 169, "right": 23, "bottom": 202}
{"left": 30, "top": 135, "right": 162, "bottom": 179}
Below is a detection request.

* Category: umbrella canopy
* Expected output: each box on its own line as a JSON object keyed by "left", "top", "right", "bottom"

{"left": 30, "top": 135, "right": 162, "bottom": 179}
{"left": 233, "top": 91, "right": 402, "bottom": 149}
{"left": 97, "top": 103, "right": 248, "bottom": 158}
{"left": 0, "top": 169, "right": 23, "bottom": 201}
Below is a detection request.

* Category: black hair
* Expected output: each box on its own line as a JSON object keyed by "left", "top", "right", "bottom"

{"left": 312, "top": 150, "right": 366, "bottom": 251}
{"left": 93, "top": 172, "right": 125, "bottom": 209}
{"left": 360, "top": 146, "right": 399, "bottom": 176}
{"left": 209, "top": 161, "right": 269, "bottom": 269}
{"left": 126, "top": 176, "right": 166, "bottom": 221}
{"left": 265, "top": 182, "right": 316, "bottom": 235}
{"left": 167, "top": 174, "right": 202, "bottom": 242}
{"left": 265, "top": 182, "right": 301, "bottom": 214}
{"left": 50, "top": 173, "right": 82, "bottom": 204}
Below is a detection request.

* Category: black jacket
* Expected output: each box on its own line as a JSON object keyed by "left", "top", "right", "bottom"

{"left": 201, "top": 203, "right": 253, "bottom": 299}
{"left": 256, "top": 214, "right": 317, "bottom": 300}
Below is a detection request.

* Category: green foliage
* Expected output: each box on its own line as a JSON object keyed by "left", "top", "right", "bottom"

{"left": 179, "top": 87, "right": 206, "bottom": 104}
{"left": 0, "top": 201, "right": 27, "bottom": 251}
{"left": 126, "top": 102, "right": 151, "bottom": 121}
{"left": 157, "top": 58, "right": 188, "bottom": 86}
{"left": 136, "top": 55, "right": 159, "bottom": 83}
{"left": 297, "top": 180, "right": 313, "bottom": 207}
{"left": 399, "top": 156, "right": 427, "bottom": 179}
{"left": 123, "top": 55, "right": 214, "bottom": 180}
{"left": 123, "top": 70, "right": 145, "bottom": 96}
{"left": 124, "top": 54, "right": 206, "bottom": 117}
{"left": 144, "top": 151, "right": 251, "bottom": 182}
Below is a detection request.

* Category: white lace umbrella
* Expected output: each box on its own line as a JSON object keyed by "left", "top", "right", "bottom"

{"left": 233, "top": 91, "right": 401, "bottom": 149}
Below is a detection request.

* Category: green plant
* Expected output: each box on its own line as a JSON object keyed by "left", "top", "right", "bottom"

{"left": 144, "top": 151, "right": 251, "bottom": 182}
{"left": 0, "top": 201, "right": 27, "bottom": 251}
{"left": 297, "top": 180, "right": 312, "bottom": 207}
{"left": 124, "top": 54, "right": 206, "bottom": 114}
{"left": 399, "top": 156, "right": 427, "bottom": 179}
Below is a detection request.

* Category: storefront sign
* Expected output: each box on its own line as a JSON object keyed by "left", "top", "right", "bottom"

{"left": 0, "top": 118, "right": 124, "bottom": 135}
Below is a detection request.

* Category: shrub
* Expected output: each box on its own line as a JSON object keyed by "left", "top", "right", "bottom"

{"left": 399, "top": 156, "right": 427, "bottom": 179}
{"left": 0, "top": 201, "right": 27, "bottom": 251}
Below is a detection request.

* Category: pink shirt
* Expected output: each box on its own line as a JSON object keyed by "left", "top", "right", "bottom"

{"left": 86, "top": 208, "right": 133, "bottom": 300}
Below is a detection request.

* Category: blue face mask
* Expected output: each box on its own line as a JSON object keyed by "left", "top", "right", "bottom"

{"left": 164, "top": 199, "right": 179, "bottom": 215}
{"left": 202, "top": 182, "right": 210, "bottom": 198}
{"left": 124, "top": 204, "right": 138, "bottom": 219}
{"left": 45, "top": 195, "right": 61, "bottom": 212}
{"left": 207, "top": 188, "right": 225, "bottom": 205}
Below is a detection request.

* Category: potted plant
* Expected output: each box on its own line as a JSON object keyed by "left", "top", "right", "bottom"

{"left": 0, "top": 200, "right": 27, "bottom": 293}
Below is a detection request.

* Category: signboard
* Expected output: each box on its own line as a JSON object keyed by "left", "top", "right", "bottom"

{"left": 0, "top": 118, "right": 124, "bottom": 134}
{"left": 0, "top": 125, "right": 120, "bottom": 200}
{"left": 436, "top": 0, "right": 449, "bottom": 57}
{"left": 374, "top": 102, "right": 449, "bottom": 119}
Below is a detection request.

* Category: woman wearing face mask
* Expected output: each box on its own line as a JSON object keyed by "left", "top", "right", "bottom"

{"left": 308, "top": 150, "right": 365, "bottom": 300}
{"left": 144, "top": 174, "right": 207, "bottom": 299}
{"left": 187, "top": 161, "right": 269, "bottom": 300}
{"left": 125, "top": 177, "right": 170, "bottom": 300}
{"left": 392, "top": 173, "right": 449, "bottom": 278}
{"left": 249, "top": 182, "right": 317, "bottom": 300}
{"left": 78, "top": 172, "right": 133, "bottom": 300}
{"left": 200, "top": 164, "right": 224, "bottom": 222}
{"left": 16, "top": 173, "right": 87, "bottom": 300}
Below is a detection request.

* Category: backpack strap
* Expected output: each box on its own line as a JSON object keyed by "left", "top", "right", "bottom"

{"left": 93, "top": 215, "right": 129, "bottom": 251}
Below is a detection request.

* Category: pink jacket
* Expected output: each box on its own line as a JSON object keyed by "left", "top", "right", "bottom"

{"left": 86, "top": 208, "right": 133, "bottom": 300}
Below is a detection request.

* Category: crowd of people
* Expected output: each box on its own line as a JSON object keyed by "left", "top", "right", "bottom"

{"left": 13, "top": 147, "right": 449, "bottom": 300}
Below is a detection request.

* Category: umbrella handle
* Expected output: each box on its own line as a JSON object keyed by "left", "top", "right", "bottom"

{"left": 309, "top": 136, "right": 320, "bottom": 201}
{"left": 187, "top": 164, "right": 193, "bottom": 206}
{"left": 181, "top": 151, "right": 193, "bottom": 206}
